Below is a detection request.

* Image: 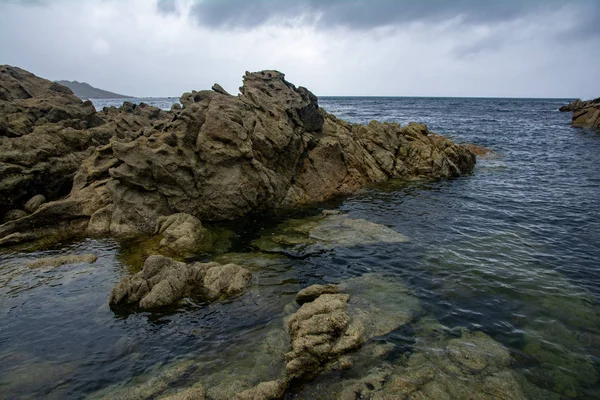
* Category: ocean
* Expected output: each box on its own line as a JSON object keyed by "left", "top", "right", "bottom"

{"left": 1, "top": 96, "right": 599, "bottom": 398}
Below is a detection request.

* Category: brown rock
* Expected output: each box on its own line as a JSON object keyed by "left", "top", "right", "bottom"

{"left": 109, "top": 255, "right": 251, "bottom": 309}
{"left": 559, "top": 97, "right": 600, "bottom": 129}
{"left": 23, "top": 194, "right": 46, "bottom": 213}
{"left": 0, "top": 68, "right": 475, "bottom": 246}
{"left": 296, "top": 283, "right": 340, "bottom": 304}
{"left": 27, "top": 253, "right": 97, "bottom": 269}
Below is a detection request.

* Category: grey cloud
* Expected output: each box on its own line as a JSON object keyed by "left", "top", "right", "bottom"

{"left": 182, "top": 0, "right": 585, "bottom": 30}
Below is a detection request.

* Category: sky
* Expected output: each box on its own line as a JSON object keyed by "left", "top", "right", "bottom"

{"left": 0, "top": 0, "right": 599, "bottom": 98}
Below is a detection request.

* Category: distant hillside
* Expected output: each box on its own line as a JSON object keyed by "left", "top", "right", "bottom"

{"left": 55, "top": 80, "right": 131, "bottom": 99}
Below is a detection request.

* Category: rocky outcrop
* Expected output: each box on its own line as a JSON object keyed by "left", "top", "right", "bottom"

{"left": 559, "top": 98, "right": 600, "bottom": 129}
{"left": 0, "top": 67, "right": 475, "bottom": 246}
{"left": 109, "top": 255, "right": 251, "bottom": 309}
{"left": 0, "top": 65, "right": 105, "bottom": 218}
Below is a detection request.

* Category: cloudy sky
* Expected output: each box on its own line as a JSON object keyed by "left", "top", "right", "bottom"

{"left": 1, "top": 0, "right": 599, "bottom": 98}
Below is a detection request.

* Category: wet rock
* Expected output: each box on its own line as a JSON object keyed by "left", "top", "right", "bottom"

{"left": 559, "top": 97, "right": 600, "bottom": 129}
{"left": 160, "top": 387, "right": 206, "bottom": 400}
{"left": 0, "top": 67, "right": 474, "bottom": 246}
{"left": 109, "top": 255, "right": 251, "bottom": 309}
{"left": 253, "top": 213, "right": 408, "bottom": 255}
{"left": 236, "top": 380, "right": 287, "bottom": 400}
{"left": 285, "top": 293, "right": 361, "bottom": 380}
{"left": 155, "top": 213, "right": 212, "bottom": 256}
{"left": 27, "top": 253, "right": 97, "bottom": 269}
{"left": 296, "top": 284, "right": 340, "bottom": 304}
{"left": 92, "top": 359, "right": 197, "bottom": 400}
{"left": 367, "top": 325, "right": 552, "bottom": 400}
{"left": 23, "top": 194, "right": 46, "bottom": 213}
{"left": 3, "top": 209, "right": 27, "bottom": 222}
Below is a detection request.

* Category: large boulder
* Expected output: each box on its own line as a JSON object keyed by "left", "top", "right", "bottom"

{"left": 559, "top": 97, "right": 600, "bottom": 129}
{"left": 109, "top": 255, "right": 251, "bottom": 309}
{"left": 0, "top": 68, "right": 476, "bottom": 246}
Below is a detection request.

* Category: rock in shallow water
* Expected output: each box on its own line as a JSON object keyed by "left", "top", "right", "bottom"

{"left": 253, "top": 213, "right": 409, "bottom": 255}
{"left": 109, "top": 255, "right": 251, "bottom": 309}
{"left": 27, "top": 253, "right": 97, "bottom": 269}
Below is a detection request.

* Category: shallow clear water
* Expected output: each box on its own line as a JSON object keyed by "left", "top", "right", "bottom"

{"left": 1, "top": 96, "right": 599, "bottom": 399}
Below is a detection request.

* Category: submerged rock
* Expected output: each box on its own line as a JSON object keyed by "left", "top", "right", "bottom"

{"left": 0, "top": 67, "right": 475, "bottom": 246}
{"left": 27, "top": 253, "right": 97, "bottom": 269}
{"left": 109, "top": 255, "right": 251, "bottom": 309}
{"left": 559, "top": 97, "right": 600, "bottom": 129}
{"left": 253, "top": 212, "right": 408, "bottom": 255}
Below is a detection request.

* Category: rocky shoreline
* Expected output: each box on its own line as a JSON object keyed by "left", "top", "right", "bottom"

{"left": 0, "top": 65, "right": 476, "bottom": 250}
{"left": 1, "top": 65, "right": 495, "bottom": 399}
{"left": 559, "top": 98, "right": 600, "bottom": 130}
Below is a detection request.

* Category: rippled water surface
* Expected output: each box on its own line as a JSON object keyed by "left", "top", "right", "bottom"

{"left": 1, "top": 97, "right": 599, "bottom": 399}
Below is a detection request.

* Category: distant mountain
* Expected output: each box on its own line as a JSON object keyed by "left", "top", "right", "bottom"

{"left": 55, "top": 80, "right": 131, "bottom": 100}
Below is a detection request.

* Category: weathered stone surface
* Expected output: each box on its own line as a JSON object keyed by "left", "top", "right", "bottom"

{"left": 285, "top": 293, "right": 360, "bottom": 380}
{"left": 155, "top": 213, "right": 212, "bottom": 256}
{"left": 160, "top": 387, "right": 206, "bottom": 400}
{"left": 3, "top": 209, "right": 27, "bottom": 222}
{"left": 109, "top": 255, "right": 251, "bottom": 309}
{"left": 296, "top": 284, "right": 340, "bottom": 304}
{"left": 235, "top": 380, "right": 287, "bottom": 400}
{"left": 27, "top": 253, "right": 97, "bottom": 269}
{"left": 0, "top": 65, "right": 106, "bottom": 219}
{"left": 559, "top": 97, "right": 600, "bottom": 129}
{"left": 0, "top": 67, "right": 475, "bottom": 246}
{"left": 23, "top": 194, "right": 46, "bottom": 213}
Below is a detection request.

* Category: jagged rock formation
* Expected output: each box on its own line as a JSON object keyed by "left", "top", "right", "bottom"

{"left": 559, "top": 98, "right": 600, "bottom": 129}
{"left": 0, "top": 66, "right": 476, "bottom": 246}
{"left": 109, "top": 255, "right": 251, "bottom": 309}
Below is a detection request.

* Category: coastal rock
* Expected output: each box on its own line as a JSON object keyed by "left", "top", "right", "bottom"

{"left": 285, "top": 293, "right": 361, "bottom": 380}
{"left": 0, "top": 65, "right": 106, "bottom": 220}
{"left": 155, "top": 213, "right": 212, "bottom": 256}
{"left": 3, "top": 209, "right": 27, "bottom": 222}
{"left": 27, "top": 253, "right": 97, "bottom": 269}
{"left": 23, "top": 194, "right": 46, "bottom": 213}
{"left": 109, "top": 255, "right": 251, "bottom": 309}
{"left": 559, "top": 97, "right": 600, "bottom": 129}
{"left": 296, "top": 283, "right": 340, "bottom": 304}
{"left": 0, "top": 67, "right": 475, "bottom": 246}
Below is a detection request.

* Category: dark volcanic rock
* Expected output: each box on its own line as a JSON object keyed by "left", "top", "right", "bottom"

{"left": 0, "top": 67, "right": 476, "bottom": 246}
{"left": 559, "top": 98, "right": 600, "bottom": 129}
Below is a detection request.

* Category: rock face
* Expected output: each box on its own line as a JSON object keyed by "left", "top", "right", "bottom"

{"left": 559, "top": 98, "right": 600, "bottom": 129}
{"left": 109, "top": 255, "right": 251, "bottom": 309}
{"left": 0, "top": 67, "right": 475, "bottom": 246}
